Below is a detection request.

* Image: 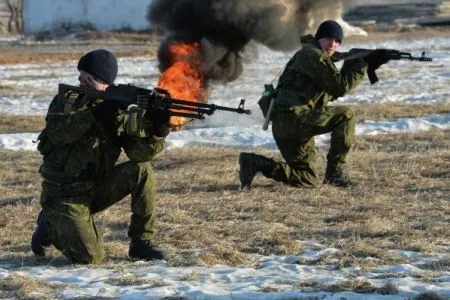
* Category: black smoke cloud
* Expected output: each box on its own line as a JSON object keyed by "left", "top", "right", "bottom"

{"left": 147, "top": 0, "right": 344, "bottom": 83}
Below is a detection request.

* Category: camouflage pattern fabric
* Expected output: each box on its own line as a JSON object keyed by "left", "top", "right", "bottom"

{"left": 36, "top": 95, "right": 165, "bottom": 264}
{"left": 271, "top": 105, "right": 355, "bottom": 187}
{"left": 274, "top": 35, "right": 367, "bottom": 110}
{"left": 267, "top": 35, "right": 366, "bottom": 187}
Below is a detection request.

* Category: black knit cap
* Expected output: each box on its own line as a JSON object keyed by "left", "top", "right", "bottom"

{"left": 315, "top": 20, "right": 344, "bottom": 43}
{"left": 77, "top": 49, "right": 118, "bottom": 85}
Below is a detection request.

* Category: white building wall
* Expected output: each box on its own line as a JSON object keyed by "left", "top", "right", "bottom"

{"left": 23, "top": 0, "right": 150, "bottom": 33}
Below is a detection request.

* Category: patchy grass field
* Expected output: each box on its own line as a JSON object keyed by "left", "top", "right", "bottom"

{"left": 0, "top": 27, "right": 449, "bottom": 299}
{"left": 0, "top": 129, "right": 448, "bottom": 270}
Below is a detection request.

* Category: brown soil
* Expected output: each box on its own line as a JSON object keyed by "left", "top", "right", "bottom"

{"left": 0, "top": 49, "right": 156, "bottom": 64}
{"left": 0, "top": 31, "right": 160, "bottom": 64}
{"left": 0, "top": 27, "right": 449, "bottom": 65}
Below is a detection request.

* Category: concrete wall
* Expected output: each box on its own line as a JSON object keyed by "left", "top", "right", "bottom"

{"left": 17, "top": 0, "right": 442, "bottom": 35}
{"left": 23, "top": 0, "right": 151, "bottom": 34}
{"left": 0, "top": 0, "right": 23, "bottom": 34}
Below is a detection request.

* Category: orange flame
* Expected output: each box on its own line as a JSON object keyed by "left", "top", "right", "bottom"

{"left": 157, "top": 42, "right": 207, "bottom": 130}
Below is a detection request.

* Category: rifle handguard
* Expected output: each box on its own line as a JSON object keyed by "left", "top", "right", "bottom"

{"left": 333, "top": 48, "right": 432, "bottom": 85}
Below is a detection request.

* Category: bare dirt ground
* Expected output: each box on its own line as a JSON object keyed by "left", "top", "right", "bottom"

{"left": 1, "top": 27, "right": 449, "bottom": 65}
{"left": 0, "top": 31, "right": 160, "bottom": 64}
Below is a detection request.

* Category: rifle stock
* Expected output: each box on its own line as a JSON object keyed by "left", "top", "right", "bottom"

{"left": 262, "top": 97, "right": 275, "bottom": 131}
{"left": 259, "top": 84, "right": 276, "bottom": 131}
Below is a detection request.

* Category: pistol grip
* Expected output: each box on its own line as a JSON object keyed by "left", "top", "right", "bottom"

{"left": 367, "top": 68, "right": 379, "bottom": 84}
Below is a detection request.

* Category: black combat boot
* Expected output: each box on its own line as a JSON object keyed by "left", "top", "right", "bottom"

{"left": 129, "top": 239, "right": 166, "bottom": 261}
{"left": 323, "top": 172, "right": 355, "bottom": 188}
{"left": 31, "top": 211, "right": 51, "bottom": 257}
{"left": 239, "top": 152, "right": 275, "bottom": 189}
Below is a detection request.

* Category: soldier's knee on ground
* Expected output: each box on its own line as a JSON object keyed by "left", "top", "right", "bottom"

{"left": 47, "top": 211, "right": 106, "bottom": 264}
{"left": 67, "top": 246, "right": 105, "bottom": 265}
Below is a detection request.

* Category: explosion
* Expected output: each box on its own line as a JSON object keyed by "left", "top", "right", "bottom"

{"left": 157, "top": 42, "right": 206, "bottom": 130}
{"left": 150, "top": 0, "right": 352, "bottom": 129}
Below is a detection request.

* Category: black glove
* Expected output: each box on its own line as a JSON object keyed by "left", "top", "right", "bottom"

{"left": 364, "top": 50, "right": 390, "bottom": 71}
{"left": 149, "top": 109, "right": 171, "bottom": 137}
{"left": 341, "top": 57, "right": 365, "bottom": 72}
{"left": 91, "top": 100, "right": 123, "bottom": 123}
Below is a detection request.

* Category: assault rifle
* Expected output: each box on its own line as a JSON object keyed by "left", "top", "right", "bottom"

{"left": 58, "top": 83, "right": 251, "bottom": 121}
{"left": 332, "top": 49, "right": 432, "bottom": 84}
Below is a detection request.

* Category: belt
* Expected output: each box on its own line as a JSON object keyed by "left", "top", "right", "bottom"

{"left": 39, "top": 165, "right": 97, "bottom": 184}
{"left": 39, "top": 165, "right": 73, "bottom": 184}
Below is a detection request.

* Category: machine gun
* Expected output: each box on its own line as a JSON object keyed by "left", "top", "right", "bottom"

{"left": 58, "top": 83, "right": 251, "bottom": 122}
{"left": 332, "top": 49, "right": 432, "bottom": 84}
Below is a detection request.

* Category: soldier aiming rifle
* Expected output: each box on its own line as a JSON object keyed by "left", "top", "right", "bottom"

{"left": 31, "top": 49, "right": 251, "bottom": 264}
{"left": 243, "top": 20, "right": 432, "bottom": 190}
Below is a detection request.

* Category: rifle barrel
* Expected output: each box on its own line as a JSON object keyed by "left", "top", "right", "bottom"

{"left": 169, "top": 111, "right": 206, "bottom": 119}
{"left": 169, "top": 104, "right": 215, "bottom": 116}
{"left": 167, "top": 97, "right": 251, "bottom": 114}
{"left": 58, "top": 83, "right": 252, "bottom": 118}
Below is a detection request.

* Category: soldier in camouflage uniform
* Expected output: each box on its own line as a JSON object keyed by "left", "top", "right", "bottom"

{"left": 31, "top": 49, "right": 170, "bottom": 264}
{"left": 240, "top": 20, "right": 369, "bottom": 189}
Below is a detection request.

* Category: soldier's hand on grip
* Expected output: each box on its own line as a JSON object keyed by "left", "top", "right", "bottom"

{"left": 150, "top": 109, "right": 171, "bottom": 138}
{"left": 364, "top": 50, "right": 390, "bottom": 70}
{"left": 91, "top": 100, "right": 123, "bottom": 123}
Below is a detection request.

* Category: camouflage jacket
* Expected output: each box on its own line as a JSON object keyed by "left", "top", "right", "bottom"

{"left": 275, "top": 34, "right": 367, "bottom": 110}
{"left": 37, "top": 95, "right": 165, "bottom": 184}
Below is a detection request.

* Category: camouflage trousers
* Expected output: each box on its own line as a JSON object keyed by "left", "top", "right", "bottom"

{"left": 38, "top": 161, "right": 156, "bottom": 264}
{"left": 270, "top": 105, "right": 355, "bottom": 187}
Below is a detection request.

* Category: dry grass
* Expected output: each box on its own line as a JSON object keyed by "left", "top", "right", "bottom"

{"left": 0, "top": 31, "right": 159, "bottom": 64}
{"left": 0, "top": 129, "right": 448, "bottom": 271}
{"left": 0, "top": 274, "right": 68, "bottom": 299}
{"left": 0, "top": 115, "right": 45, "bottom": 133}
{"left": 0, "top": 49, "right": 155, "bottom": 65}
{"left": 1, "top": 27, "right": 448, "bottom": 298}
{"left": 352, "top": 103, "right": 450, "bottom": 122}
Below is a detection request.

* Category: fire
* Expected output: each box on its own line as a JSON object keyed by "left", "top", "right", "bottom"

{"left": 157, "top": 42, "right": 207, "bottom": 130}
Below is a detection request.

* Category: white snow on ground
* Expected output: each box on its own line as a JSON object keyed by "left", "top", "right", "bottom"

{"left": 0, "top": 35, "right": 24, "bottom": 43}
{"left": 0, "top": 36, "right": 449, "bottom": 299}
{"left": 1, "top": 114, "right": 449, "bottom": 151}
{"left": 0, "top": 36, "right": 449, "bottom": 119}
{"left": 0, "top": 241, "right": 448, "bottom": 299}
